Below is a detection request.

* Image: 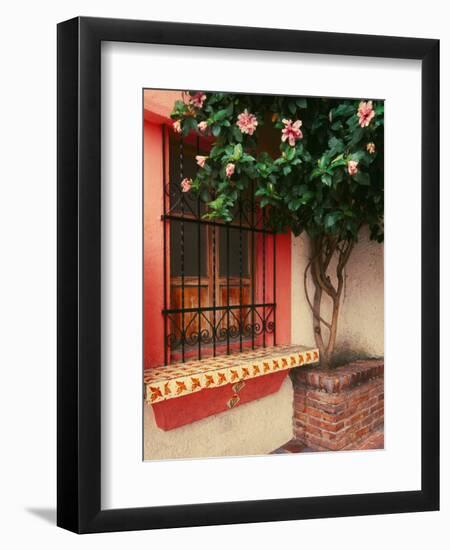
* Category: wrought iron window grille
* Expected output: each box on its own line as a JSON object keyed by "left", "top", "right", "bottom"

{"left": 162, "top": 127, "right": 277, "bottom": 364}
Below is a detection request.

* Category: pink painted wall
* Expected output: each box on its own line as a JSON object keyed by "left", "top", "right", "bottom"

{"left": 143, "top": 120, "right": 165, "bottom": 368}
{"left": 144, "top": 90, "right": 182, "bottom": 125}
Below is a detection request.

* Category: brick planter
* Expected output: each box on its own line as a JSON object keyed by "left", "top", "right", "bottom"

{"left": 292, "top": 359, "right": 384, "bottom": 451}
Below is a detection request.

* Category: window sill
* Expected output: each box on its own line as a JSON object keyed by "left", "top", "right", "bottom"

{"left": 144, "top": 344, "right": 319, "bottom": 405}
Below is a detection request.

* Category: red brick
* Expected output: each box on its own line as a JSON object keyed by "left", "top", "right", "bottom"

{"left": 371, "top": 401, "right": 384, "bottom": 412}
{"left": 293, "top": 360, "right": 384, "bottom": 451}
{"left": 291, "top": 360, "right": 383, "bottom": 394}
{"left": 356, "top": 426, "right": 370, "bottom": 439}
{"left": 361, "top": 415, "right": 373, "bottom": 428}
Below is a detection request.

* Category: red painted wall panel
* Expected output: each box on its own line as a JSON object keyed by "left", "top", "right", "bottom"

{"left": 152, "top": 371, "right": 288, "bottom": 430}
{"left": 276, "top": 232, "right": 292, "bottom": 345}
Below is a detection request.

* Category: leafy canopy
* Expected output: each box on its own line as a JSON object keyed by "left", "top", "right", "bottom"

{"left": 171, "top": 92, "right": 384, "bottom": 243}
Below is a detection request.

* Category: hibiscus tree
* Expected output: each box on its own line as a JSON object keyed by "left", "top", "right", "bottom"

{"left": 171, "top": 92, "right": 384, "bottom": 368}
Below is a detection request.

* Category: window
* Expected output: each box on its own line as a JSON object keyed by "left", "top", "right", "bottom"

{"left": 162, "top": 128, "right": 276, "bottom": 363}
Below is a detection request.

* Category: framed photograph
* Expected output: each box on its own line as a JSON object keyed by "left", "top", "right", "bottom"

{"left": 57, "top": 16, "right": 439, "bottom": 533}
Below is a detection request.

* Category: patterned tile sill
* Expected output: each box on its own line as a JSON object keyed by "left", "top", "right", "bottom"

{"left": 144, "top": 344, "right": 319, "bottom": 404}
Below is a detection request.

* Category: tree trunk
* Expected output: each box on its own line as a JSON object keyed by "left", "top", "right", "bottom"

{"left": 304, "top": 235, "right": 354, "bottom": 368}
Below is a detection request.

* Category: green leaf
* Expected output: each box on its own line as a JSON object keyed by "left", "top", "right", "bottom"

{"left": 294, "top": 184, "right": 308, "bottom": 195}
{"left": 312, "top": 116, "right": 325, "bottom": 131}
{"left": 318, "top": 154, "right": 330, "bottom": 170}
{"left": 233, "top": 143, "right": 243, "bottom": 160}
{"left": 218, "top": 180, "right": 229, "bottom": 192}
{"left": 330, "top": 154, "right": 347, "bottom": 168}
{"left": 333, "top": 168, "right": 345, "bottom": 185}
{"left": 288, "top": 198, "right": 302, "bottom": 211}
{"left": 333, "top": 103, "right": 354, "bottom": 118}
{"left": 346, "top": 114, "right": 359, "bottom": 127}
{"left": 353, "top": 171, "right": 370, "bottom": 186}
{"left": 232, "top": 125, "right": 243, "bottom": 142}
{"left": 295, "top": 98, "right": 307, "bottom": 109}
{"left": 324, "top": 212, "right": 342, "bottom": 229}
{"left": 200, "top": 190, "right": 211, "bottom": 203}
{"left": 242, "top": 153, "right": 255, "bottom": 164}
{"left": 328, "top": 136, "right": 344, "bottom": 154}
{"left": 174, "top": 100, "right": 186, "bottom": 112}
{"left": 348, "top": 150, "right": 366, "bottom": 162}
{"left": 301, "top": 191, "right": 315, "bottom": 203}
{"left": 285, "top": 146, "right": 296, "bottom": 161}
{"left": 348, "top": 127, "right": 364, "bottom": 146}
{"left": 182, "top": 116, "right": 197, "bottom": 135}
{"left": 321, "top": 174, "right": 332, "bottom": 187}
{"left": 310, "top": 168, "right": 322, "bottom": 179}
{"left": 225, "top": 102, "right": 234, "bottom": 116}
{"left": 208, "top": 196, "right": 224, "bottom": 210}
{"left": 210, "top": 145, "right": 224, "bottom": 158}
{"left": 214, "top": 106, "right": 233, "bottom": 122}
{"left": 211, "top": 124, "right": 221, "bottom": 137}
{"left": 375, "top": 103, "right": 384, "bottom": 115}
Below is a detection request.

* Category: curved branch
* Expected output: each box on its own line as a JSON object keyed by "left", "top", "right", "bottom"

{"left": 312, "top": 235, "right": 339, "bottom": 299}
{"left": 324, "top": 235, "right": 338, "bottom": 270}
{"left": 313, "top": 253, "right": 337, "bottom": 299}
{"left": 312, "top": 272, "right": 326, "bottom": 361}
{"left": 336, "top": 240, "right": 354, "bottom": 296}
{"left": 303, "top": 260, "right": 332, "bottom": 330}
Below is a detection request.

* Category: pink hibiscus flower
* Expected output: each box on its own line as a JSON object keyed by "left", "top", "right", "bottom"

{"left": 173, "top": 120, "right": 182, "bottom": 133}
{"left": 281, "top": 119, "right": 303, "bottom": 146}
{"left": 366, "top": 142, "right": 376, "bottom": 154}
{"left": 357, "top": 100, "right": 375, "bottom": 128}
{"left": 225, "top": 163, "right": 235, "bottom": 178}
{"left": 181, "top": 178, "right": 192, "bottom": 193}
{"left": 236, "top": 109, "right": 258, "bottom": 135}
{"left": 190, "top": 92, "right": 207, "bottom": 109}
{"left": 198, "top": 121, "right": 208, "bottom": 132}
{"left": 195, "top": 155, "right": 208, "bottom": 168}
{"left": 347, "top": 160, "right": 359, "bottom": 176}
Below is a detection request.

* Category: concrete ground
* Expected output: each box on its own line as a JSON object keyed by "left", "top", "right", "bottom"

{"left": 271, "top": 425, "right": 384, "bottom": 454}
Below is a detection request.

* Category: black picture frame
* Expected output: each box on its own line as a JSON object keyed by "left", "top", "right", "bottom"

{"left": 57, "top": 16, "right": 439, "bottom": 533}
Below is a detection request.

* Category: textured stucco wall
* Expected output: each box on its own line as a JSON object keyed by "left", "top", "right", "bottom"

{"left": 291, "top": 226, "right": 384, "bottom": 359}
{"left": 144, "top": 377, "right": 294, "bottom": 460}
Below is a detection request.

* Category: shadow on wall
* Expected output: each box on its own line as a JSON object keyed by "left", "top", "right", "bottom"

{"left": 327, "top": 345, "right": 383, "bottom": 368}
